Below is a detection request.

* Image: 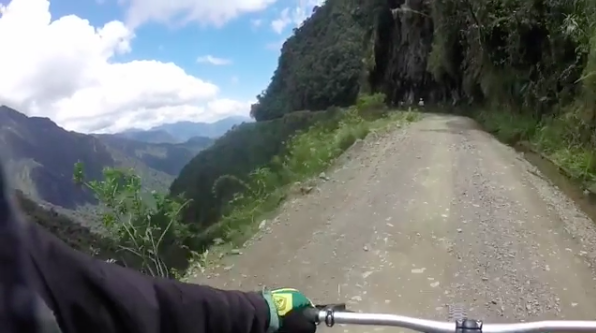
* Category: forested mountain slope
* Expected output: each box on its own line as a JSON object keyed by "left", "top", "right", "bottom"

{"left": 171, "top": 0, "right": 596, "bottom": 245}
{"left": 250, "top": 0, "right": 383, "bottom": 121}
{"left": 170, "top": 110, "right": 341, "bottom": 226}
{"left": 110, "top": 129, "right": 181, "bottom": 144}
{"left": 151, "top": 116, "right": 252, "bottom": 140}
{"left": 96, "top": 134, "right": 212, "bottom": 177}
{"left": 0, "top": 105, "right": 208, "bottom": 214}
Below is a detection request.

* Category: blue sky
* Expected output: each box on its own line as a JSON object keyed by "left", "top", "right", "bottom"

{"left": 49, "top": 0, "right": 288, "bottom": 101}
{"left": 0, "top": 0, "right": 322, "bottom": 133}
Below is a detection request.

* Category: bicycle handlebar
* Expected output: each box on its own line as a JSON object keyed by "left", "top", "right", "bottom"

{"left": 304, "top": 304, "right": 596, "bottom": 333}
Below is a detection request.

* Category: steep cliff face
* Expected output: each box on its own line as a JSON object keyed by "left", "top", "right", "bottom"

{"left": 249, "top": 0, "right": 593, "bottom": 119}
{"left": 366, "top": 0, "right": 589, "bottom": 113}
{"left": 368, "top": 0, "right": 441, "bottom": 106}
{"left": 366, "top": 0, "right": 481, "bottom": 107}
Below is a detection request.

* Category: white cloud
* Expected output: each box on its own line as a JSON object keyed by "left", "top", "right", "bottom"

{"left": 196, "top": 55, "right": 232, "bottom": 66}
{"left": 270, "top": 0, "right": 324, "bottom": 34}
{"left": 66, "top": 99, "right": 254, "bottom": 133}
{"left": 122, "top": 0, "right": 277, "bottom": 29}
{"left": 251, "top": 18, "right": 262, "bottom": 28}
{"left": 0, "top": 0, "right": 252, "bottom": 134}
{"left": 271, "top": 8, "right": 290, "bottom": 34}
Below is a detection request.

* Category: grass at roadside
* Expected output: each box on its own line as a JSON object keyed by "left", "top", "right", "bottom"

{"left": 183, "top": 105, "right": 421, "bottom": 278}
{"left": 475, "top": 107, "right": 596, "bottom": 189}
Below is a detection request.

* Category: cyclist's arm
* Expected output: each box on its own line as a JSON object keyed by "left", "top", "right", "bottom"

{"left": 24, "top": 218, "right": 271, "bottom": 333}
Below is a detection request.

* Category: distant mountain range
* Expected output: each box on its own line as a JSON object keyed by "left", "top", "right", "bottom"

{"left": 112, "top": 129, "right": 181, "bottom": 144}
{"left": 114, "top": 116, "right": 252, "bottom": 143}
{"left": 0, "top": 105, "right": 213, "bottom": 225}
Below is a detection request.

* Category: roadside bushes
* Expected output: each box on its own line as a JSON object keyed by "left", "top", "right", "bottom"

{"left": 356, "top": 93, "right": 388, "bottom": 120}
{"left": 170, "top": 110, "right": 342, "bottom": 234}
{"left": 73, "top": 162, "right": 194, "bottom": 277}
{"left": 196, "top": 94, "right": 419, "bottom": 250}
{"left": 476, "top": 107, "right": 596, "bottom": 187}
{"left": 476, "top": 110, "right": 538, "bottom": 145}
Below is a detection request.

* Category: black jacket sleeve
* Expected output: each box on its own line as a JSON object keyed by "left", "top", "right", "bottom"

{"left": 23, "top": 212, "right": 271, "bottom": 333}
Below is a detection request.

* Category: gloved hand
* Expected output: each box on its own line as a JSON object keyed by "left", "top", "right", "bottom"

{"left": 262, "top": 288, "right": 316, "bottom": 333}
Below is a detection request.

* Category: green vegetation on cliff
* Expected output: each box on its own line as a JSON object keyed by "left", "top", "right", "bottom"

{"left": 421, "top": 0, "right": 596, "bottom": 187}
{"left": 249, "top": 0, "right": 385, "bottom": 121}
{"left": 170, "top": 110, "right": 341, "bottom": 228}
{"left": 74, "top": 163, "right": 195, "bottom": 277}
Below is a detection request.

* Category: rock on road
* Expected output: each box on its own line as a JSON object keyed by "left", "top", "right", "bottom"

{"left": 193, "top": 114, "right": 596, "bottom": 331}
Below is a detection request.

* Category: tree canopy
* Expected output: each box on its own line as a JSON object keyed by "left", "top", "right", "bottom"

{"left": 250, "top": 0, "right": 385, "bottom": 121}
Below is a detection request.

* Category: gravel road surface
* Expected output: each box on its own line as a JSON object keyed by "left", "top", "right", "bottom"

{"left": 193, "top": 114, "right": 596, "bottom": 332}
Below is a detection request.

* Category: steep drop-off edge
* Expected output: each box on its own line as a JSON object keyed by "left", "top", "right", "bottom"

{"left": 15, "top": 190, "right": 119, "bottom": 260}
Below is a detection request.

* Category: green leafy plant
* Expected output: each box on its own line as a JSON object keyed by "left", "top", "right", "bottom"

{"left": 73, "top": 162, "right": 192, "bottom": 278}
{"left": 356, "top": 93, "right": 388, "bottom": 120}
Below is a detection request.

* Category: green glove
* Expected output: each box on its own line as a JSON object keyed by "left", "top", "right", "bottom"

{"left": 262, "top": 288, "right": 314, "bottom": 333}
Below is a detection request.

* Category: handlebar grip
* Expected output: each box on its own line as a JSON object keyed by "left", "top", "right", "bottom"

{"left": 303, "top": 307, "right": 320, "bottom": 323}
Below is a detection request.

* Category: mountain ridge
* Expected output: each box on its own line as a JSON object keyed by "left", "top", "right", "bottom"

{"left": 0, "top": 105, "right": 211, "bottom": 221}
{"left": 111, "top": 129, "right": 181, "bottom": 144}
{"left": 112, "top": 115, "right": 253, "bottom": 143}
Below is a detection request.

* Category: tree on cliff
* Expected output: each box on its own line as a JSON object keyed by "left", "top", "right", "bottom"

{"left": 249, "top": 0, "right": 385, "bottom": 121}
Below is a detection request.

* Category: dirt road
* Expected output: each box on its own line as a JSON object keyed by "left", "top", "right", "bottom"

{"left": 194, "top": 114, "right": 596, "bottom": 331}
